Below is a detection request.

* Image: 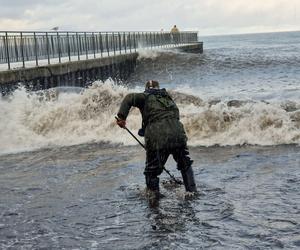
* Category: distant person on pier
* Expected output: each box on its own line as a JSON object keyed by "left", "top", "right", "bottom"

{"left": 170, "top": 25, "right": 180, "bottom": 44}
{"left": 116, "top": 80, "right": 197, "bottom": 201}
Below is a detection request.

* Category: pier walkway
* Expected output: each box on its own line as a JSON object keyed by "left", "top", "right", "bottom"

{"left": 0, "top": 31, "right": 202, "bottom": 92}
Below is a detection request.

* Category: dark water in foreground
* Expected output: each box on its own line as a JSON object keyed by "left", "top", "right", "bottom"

{"left": 1, "top": 144, "right": 299, "bottom": 249}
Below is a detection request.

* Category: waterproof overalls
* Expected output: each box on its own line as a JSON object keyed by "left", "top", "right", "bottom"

{"left": 117, "top": 88, "right": 197, "bottom": 192}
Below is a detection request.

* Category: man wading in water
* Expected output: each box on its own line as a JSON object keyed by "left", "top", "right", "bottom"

{"left": 116, "top": 80, "right": 197, "bottom": 199}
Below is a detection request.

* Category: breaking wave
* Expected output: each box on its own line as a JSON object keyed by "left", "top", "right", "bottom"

{"left": 0, "top": 80, "right": 299, "bottom": 155}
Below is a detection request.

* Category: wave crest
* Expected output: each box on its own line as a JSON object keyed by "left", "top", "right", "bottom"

{"left": 0, "top": 80, "right": 299, "bottom": 155}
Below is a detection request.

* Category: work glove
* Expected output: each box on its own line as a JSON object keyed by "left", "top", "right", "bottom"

{"left": 138, "top": 128, "right": 145, "bottom": 137}
{"left": 116, "top": 117, "right": 126, "bottom": 128}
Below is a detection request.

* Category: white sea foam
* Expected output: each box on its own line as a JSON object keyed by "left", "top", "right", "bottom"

{"left": 137, "top": 48, "right": 160, "bottom": 60}
{"left": 0, "top": 80, "right": 299, "bottom": 155}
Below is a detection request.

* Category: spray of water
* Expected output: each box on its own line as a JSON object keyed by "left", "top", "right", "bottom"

{"left": 0, "top": 80, "right": 299, "bottom": 155}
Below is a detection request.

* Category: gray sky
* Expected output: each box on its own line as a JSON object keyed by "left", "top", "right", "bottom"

{"left": 0, "top": 0, "right": 300, "bottom": 35}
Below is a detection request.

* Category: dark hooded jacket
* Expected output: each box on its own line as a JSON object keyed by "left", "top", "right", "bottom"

{"left": 117, "top": 88, "right": 187, "bottom": 151}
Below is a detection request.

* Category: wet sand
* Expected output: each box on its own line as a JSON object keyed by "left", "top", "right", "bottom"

{"left": 0, "top": 144, "right": 299, "bottom": 249}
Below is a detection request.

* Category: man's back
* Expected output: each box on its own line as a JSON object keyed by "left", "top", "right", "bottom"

{"left": 117, "top": 88, "right": 187, "bottom": 150}
{"left": 143, "top": 89, "right": 187, "bottom": 150}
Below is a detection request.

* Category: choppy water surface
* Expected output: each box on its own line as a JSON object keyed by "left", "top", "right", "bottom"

{"left": 1, "top": 31, "right": 300, "bottom": 249}
{"left": 0, "top": 144, "right": 299, "bottom": 249}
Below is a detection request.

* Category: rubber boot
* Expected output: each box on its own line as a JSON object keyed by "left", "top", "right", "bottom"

{"left": 145, "top": 176, "right": 160, "bottom": 200}
{"left": 181, "top": 167, "right": 197, "bottom": 192}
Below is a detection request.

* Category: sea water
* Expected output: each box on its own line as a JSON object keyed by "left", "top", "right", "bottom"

{"left": 0, "top": 31, "right": 299, "bottom": 249}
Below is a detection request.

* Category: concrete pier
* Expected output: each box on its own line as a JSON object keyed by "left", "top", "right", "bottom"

{"left": 0, "top": 42, "right": 203, "bottom": 93}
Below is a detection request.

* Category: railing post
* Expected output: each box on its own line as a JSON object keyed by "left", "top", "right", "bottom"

{"left": 20, "top": 32, "right": 25, "bottom": 68}
{"left": 76, "top": 32, "right": 80, "bottom": 60}
{"left": 166, "top": 33, "right": 169, "bottom": 47}
{"left": 118, "top": 32, "right": 122, "bottom": 54}
{"left": 142, "top": 32, "right": 144, "bottom": 48}
{"left": 146, "top": 32, "right": 148, "bottom": 48}
{"left": 112, "top": 32, "right": 116, "bottom": 56}
{"left": 99, "top": 33, "right": 103, "bottom": 57}
{"left": 106, "top": 32, "right": 110, "bottom": 56}
{"left": 66, "top": 32, "right": 71, "bottom": 61}
{"left": 4, "top": 32, "right": 10, "bottom": 70}
{"left": 133, "top": 32, "right": 136, "bottom": 52}
{"left": 46, "top": 32, "right": 50, "bottom": 64}
{"left": 94, "top": 33, "right": 99, "bottom": 53}
{"left": 152, "top": 32, "right": 154, "bottom": 48}
{"left": 34, "top": 32, "right": 38, "bottom": 66}
{"left": 84, "top": 32, "right": 88, "bottom": 59}
{"left": 13, "top": 36, "right": 18, "bottom": 62}
{"left": 123, "top": 33, "right": 126, "bottom": 53}
{"left": 143, "top": 32, "right": 145, "bottom": 48}
{"left": 57, "top": 32, "right": 61, "bottom": 63}
{"left": 92, "top": 32, "right": 96, "bottom": 58}
{"left": 129, "top": 33, "right": 132, "bottom": 53}
{"left": 71, "top": 34, "right": 75, "bottom": 56}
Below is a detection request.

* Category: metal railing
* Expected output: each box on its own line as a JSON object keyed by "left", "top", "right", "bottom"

{"left": 0, "top": 31, "right": 198, "bottom": 70}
